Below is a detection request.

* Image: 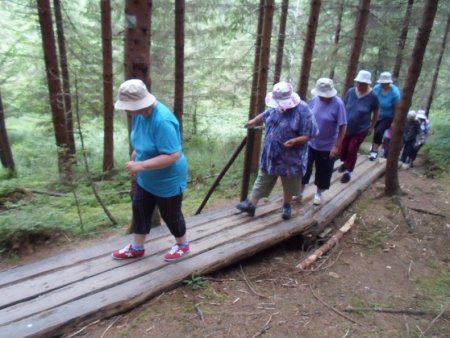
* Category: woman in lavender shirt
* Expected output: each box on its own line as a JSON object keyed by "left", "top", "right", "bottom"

{"left": 301, "top": 78, "right": 347, "bottom": 205}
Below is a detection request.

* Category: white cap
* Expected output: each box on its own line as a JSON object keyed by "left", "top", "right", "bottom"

{"left": 354, "top": 70, "right": 372, "bottom": 84}
{"left": 114, "top": 79, "right": 156, "bottom": 111}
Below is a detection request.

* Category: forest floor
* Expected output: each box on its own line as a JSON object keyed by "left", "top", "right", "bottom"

{"left": 1, "top": 155, "right": 450, "bottom": 338}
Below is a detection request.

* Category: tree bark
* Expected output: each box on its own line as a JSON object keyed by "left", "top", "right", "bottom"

{"left": 252, "top": 0, "right": 274, "bottom": 170}
{"left": 425, "top": 12, "right": 449, "bottom": 115}
{"left": 0, "top": 92, "right": 15, "bottom": 176}
{"left": 298, "top": 0, "right": 321, "bottom": 100}
{"left": 329, "top": 0, "right": 345, "bottom": 80}
{"left": 385, "top": 0, "right": 438, "bottom": 196}
{"left": 392, "top": 0, "right": 414, "bottom": 82}
{"left": 36, "top": 0, "right": 71, "bottom": 177}
{"left": 273, "top": 0, "right": 289, "bottom": 84}
{"left": 124, "top": 0, "right": 152, "bottom": 143}
{"left": 174, "top": 0, "right": 185, "bottom": 134}
{"left": 241, "top": 0, "right": 265, "bottom": 201}
{"left": 53, "top": 0, "right": 75, "bottom": 156}
{"left": 342, "top": 0, "right": 371, "bottom": 96}
{"left": 101, "top": 0, "right": 114, "bottom": 172}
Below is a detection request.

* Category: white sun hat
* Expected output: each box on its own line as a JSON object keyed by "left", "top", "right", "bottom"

{"left": 265, "top": 81, "right": 301, "bottom": 110}
{"left": 354, "top": 70, "right": 372, "bottom": 84}
{"left": 114, "top": 79, "right": 156, "bottom": 111}
{"left": 416, "top": 110, "right": 427, "bottom": 120}
{"left": 311, "top": 78, "right": 337, "bottom": 98}
{"left": 377, "top": 72, "right": 393, "bottom": 84}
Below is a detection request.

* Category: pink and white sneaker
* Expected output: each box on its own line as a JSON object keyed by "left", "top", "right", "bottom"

{"left": 112, "top": 244, "right": 145, "bottom": 260}
{"left": 163, "top": 243, "right": 190, "bottom": 262}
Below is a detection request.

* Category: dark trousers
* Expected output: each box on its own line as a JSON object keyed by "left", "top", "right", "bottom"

{"left": 373, "top": 118, "right": 393, "bottom": 145}
{"left": 132, "top": 184, "right": 186, "bottom": 238}
{"left": 400, "top": 140, "right": 416, "bottom": 163}
{"left": 340, "top": 132, "right": 368, "bottom": 172}
{"left": 409, "top": 143, "right": 423, "bottom": 163}
{"left": 302, "top": 146, "right": 335, "bottom": 191}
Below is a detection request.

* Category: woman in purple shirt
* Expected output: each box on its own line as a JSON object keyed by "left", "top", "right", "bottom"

{"left": 236, "top": 82, "right": 318, "bottom": 220}
{"left": 301, "top": 78, "right": 347, "bottom": 205}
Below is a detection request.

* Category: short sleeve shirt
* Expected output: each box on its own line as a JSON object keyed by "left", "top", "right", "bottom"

{"left": 344, "top": 88, "right": 379, "bottom": 136}
{"left": 131, "top": 102, "right": 188, "bottom": 197}
{"left": 373, "top": 84, "right": 401, "bottom": 120}
{"left": 259, "top": 102, "right": 318, "bottom": 177}
{"left": 308, "top": 96, "right": 347, "bottom": 151}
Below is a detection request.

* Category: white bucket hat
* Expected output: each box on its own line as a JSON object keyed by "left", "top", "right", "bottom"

{"left": 354, "top": 70, "right": 372, "bottom": 84}
{"left": 407, "top": 110, "right": 416, "bottom": 119}
{"left": 377, "top": 72, "right": 393, "bottom": 84}
{"left": 416, "top": 110, "right": 427, "bottom": 120}
{"left": 311, "top": 78, "right": 337, "bottom": 98}
{"left": 265, "top": 81, "right": 301, "bottom": 110}
{"left": 114, "top": 79, "right": 156, "bottom": 111}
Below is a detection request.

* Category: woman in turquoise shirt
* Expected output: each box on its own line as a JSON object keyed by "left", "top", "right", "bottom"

{"left": 112, "top": 79, "right": 190, "bottom": 262}
{"left": 369, "top": 72, "right": 401, "bottom": 161}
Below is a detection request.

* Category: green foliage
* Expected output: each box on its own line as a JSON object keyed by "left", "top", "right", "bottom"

{"left": 0, "top": 111, "right": 245, "bottom": 252}
{"left": 183, "top": 275, "right": 206, "bottom": 290}
{"left": 421, "top": 109, "right": 450, "bottom": 174}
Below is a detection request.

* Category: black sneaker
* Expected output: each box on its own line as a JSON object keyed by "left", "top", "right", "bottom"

{"left": 236, "top": 199, "right": 256, "bottom": 216}
{"left": 337, "top": 164, "right": 346, "bottom": 173}
{"left": 340, "top": 173, "right": 351, "bottom": 183}
{"left": 281, "top": 203, "right": 291, "bottom": 220}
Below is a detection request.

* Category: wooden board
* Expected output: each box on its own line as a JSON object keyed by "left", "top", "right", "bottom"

{"left": 0, "top": 156, "right": 386, "bottom": 338}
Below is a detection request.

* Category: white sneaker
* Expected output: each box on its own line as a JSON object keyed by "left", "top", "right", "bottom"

{"left": 369, "top": 151, "right": 378, "bottom": 161}
{"left": 313, "top": 192, "right": 322, "bottom": 205}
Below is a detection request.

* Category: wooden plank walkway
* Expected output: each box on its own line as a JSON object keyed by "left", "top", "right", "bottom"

{"left": 0, "top": 156, "right": 386, "bottom": 338}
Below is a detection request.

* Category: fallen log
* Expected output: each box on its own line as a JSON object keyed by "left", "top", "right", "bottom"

{"left": 296, "top": 214, "right": 356, "bottom": 270}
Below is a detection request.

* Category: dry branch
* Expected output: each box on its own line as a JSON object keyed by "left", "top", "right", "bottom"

{"left": 408, "top": 206, "right": 447, "bottom": 218}
{"left": 296, "top": 214, "right": 356, "bottom": 270}
{"left": 309, "top": 286, "right": 362, "bottom": 325}
{"left": 344, "top": 306, "right": 450, "bottom": 319}
{"left": 239, "top": 265, "right": 269, "bottom": 299}
{"left": 396, "top": 197, "right": 416, "bottom": 230}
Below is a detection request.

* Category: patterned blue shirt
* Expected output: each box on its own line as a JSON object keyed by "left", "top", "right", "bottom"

{"left": 259, "top": 102, "right": 318, "bottom": 177}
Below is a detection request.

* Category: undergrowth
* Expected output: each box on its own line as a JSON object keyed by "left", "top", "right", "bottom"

{"left": 0, "top": 113, "right": 244, "bottom": 254}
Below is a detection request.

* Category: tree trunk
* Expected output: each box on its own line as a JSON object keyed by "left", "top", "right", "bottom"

{"left": 273, "top": 0, "right": 289, "bottom": 84}
{"left": 36, "top": 0, "right": 71, "bottom": 177}
{"left": 241, "top": 0, "right": 265, "bottom": 201}
{"left": 123, "top": 0, "right": 159, "bottom": 229}
{"left": 342, "top": 0, "right": 371, "bottom": 96}
{"left": 53, "top": 0, "right": 75, "bottom": 156}
{"left": 251, "top": 0, "right": 274, "bottom": 170}
{"left": 101, "top": 0, "right": 114, "bottom": 172}
{"left": 425, "top": 12, "right": 449, "bottom": 115}
{"left": 124, "top": 0, "right": 152, "bottom": 144}
{"left": 174, "top": 0, "right": 185, "bottom": 134}
{"left": 329, "top": 0, "right": 345, "bottom": 79}
{"left": 385, "top": 0, "right": 438, "bottom": 196}
{"left": 297, "top": 0, "right": 321, "bottom": 100}
{"left": 392, "top": 0, "right": 414, "bottom": 82}
{"left": 0, "top": 92, "right": 16, "bottom": 176}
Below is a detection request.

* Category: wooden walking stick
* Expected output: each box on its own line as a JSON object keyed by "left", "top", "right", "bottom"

{"left": 296, "top": 214, "right": 356, "bottom": 270}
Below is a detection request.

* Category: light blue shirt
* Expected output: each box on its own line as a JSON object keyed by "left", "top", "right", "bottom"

{"left": 373, "top": 84, "right": 400, "bottom": 120}
{"left": 131, "top": 102, "right": 187, "bottom": 197}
